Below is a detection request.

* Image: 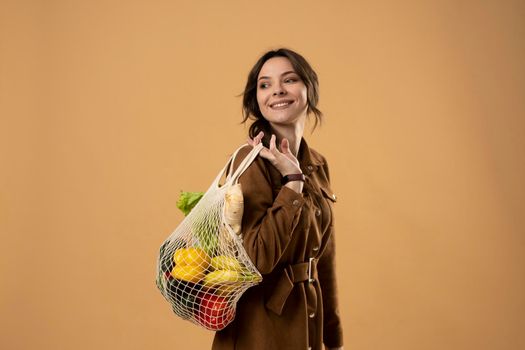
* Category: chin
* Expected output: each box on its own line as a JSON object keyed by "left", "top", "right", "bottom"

{"left": 265, "top": 111, "right": 296, "bottom": 121}
{"left": 270, "top": 117, "right": 301, "bottom": 127}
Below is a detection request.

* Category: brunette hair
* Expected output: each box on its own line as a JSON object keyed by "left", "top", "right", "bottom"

{"left": 240, "top": 48, "right": 323, "bottom": 147}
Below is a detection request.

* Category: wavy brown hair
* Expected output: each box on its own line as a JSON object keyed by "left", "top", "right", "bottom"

{"left": 239, "top": 48, "right": 323, "bottom": 147}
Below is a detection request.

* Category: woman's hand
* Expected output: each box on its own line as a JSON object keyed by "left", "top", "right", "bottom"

{"left": 247, "top": 131, "right": 302, "bottom": 176}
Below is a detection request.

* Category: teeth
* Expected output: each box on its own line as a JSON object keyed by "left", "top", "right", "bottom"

{"left": 272, "top": 101, "right": 291, "bottom": 108}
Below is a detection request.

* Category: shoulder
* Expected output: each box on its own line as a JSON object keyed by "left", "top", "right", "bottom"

{"left": 228, "top": 144, "right": 270, "bottom": 179}
{"left": 231, "top": 144, "right": 255, "bottom": 171}
{"left": 307, "top": 145, "right": 330, "bottom": 175}
{"left": 308, "top": 146, "right": 333, "bottom": 184}
{"left": 309, "top": 146, "right": 328, "bottom": 166}
{"left": 235, "top": 144, "right": 253, "bottom": 161}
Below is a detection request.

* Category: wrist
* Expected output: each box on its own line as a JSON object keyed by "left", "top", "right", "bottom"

{"left": 281, "top": 173, "right": 305, "bottom": 185}
{"left": 284, "top": 180, "right": 304, "bottom": 194}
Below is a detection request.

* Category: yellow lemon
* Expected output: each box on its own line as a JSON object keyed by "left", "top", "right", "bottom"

{"left": 171, "top": 264, "right": 206, "bottom": 283}
{"left": 173, "top": 248, "right": 211, "bottom": 269}
{"left": 173, "top": 249, "right": 185, "bottom": 264}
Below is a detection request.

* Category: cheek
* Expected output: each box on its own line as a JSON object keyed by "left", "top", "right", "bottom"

{"left": 292, "top": 83, "right": 308, "bottom": 103}
{"left": 301, "top": 90, "right": 307, "bottom": 102}
{"left": 298, "top": 88, "right": 308, "bottom": 106}
{"left": 301, "top": 86, "right": 308, "bottom": 100}
{"left": 256, "top": 91, "right": 266, "bottom": 109}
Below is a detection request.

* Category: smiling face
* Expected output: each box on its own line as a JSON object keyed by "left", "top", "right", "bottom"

{"left": 256, "top": 56, "right": 308, "bottom": 127}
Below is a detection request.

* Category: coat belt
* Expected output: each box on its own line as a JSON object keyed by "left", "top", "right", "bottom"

{"left": 265, "top": 258, "right": 318, "bottom": 315}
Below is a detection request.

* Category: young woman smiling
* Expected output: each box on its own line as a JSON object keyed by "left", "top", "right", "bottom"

{"left": 212, "top": 48, "right": 344, "bottom": 350}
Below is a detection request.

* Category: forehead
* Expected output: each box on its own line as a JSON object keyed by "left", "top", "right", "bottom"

{"left": 258, "top": 57, "right": 296, "bottom": 78}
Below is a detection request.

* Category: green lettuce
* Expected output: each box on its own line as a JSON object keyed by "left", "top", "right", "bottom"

{"left": 176, "top": 191, "right": 205, "bottom": 216}
{"left": 175, "top": 191, "right": 217, "bottom": 255}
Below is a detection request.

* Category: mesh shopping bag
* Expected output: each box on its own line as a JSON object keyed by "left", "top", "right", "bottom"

{"left": 156, "top": 143, "right": 264, "bottom": 330}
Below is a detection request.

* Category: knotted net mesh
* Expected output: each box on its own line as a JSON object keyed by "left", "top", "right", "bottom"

{"left": 155, "top": 144, "right": 263, "bottom": 330}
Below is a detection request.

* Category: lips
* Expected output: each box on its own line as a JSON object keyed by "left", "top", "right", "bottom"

{"left": 270, "top": 99, "right": 294, "bottom": 109}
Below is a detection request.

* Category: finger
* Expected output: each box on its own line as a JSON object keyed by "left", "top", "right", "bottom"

{"left": 256, "top": 144, "right": 274, "bottom": 161}
{"left": 269, "top": 134, "right": 276, "bottom": 152}
{"left": 249, "top": 135, "right": 259, "bottom": 146}
{"left": 281, "top": 138, "right": 290, "bottom": 154}
{"left": 259, "top": 148, "right": 272, "bottom": 159}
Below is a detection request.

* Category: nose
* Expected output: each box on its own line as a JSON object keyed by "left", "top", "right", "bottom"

{"left": 272, "top": 83, "right": 286, "bottom": 96}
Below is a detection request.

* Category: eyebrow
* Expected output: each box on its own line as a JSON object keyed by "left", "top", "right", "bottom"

{"left": 258, "top": 70, "right": 297, "bottom": 81}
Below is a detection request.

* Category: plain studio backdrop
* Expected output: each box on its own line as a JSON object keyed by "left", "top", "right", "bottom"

{"left": 1, "top": 1, "right": 524, "bottom": 349}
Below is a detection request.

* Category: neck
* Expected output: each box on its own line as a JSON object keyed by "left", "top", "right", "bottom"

{"left": 269, "top": 117, "right": 306, "bottom": 157}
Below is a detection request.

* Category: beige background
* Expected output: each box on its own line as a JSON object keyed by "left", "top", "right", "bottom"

{"left": 1, "top": 0, "right": 524, "bottom": 349}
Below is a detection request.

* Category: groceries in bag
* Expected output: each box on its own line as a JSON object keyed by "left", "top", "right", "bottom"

{"left": 155, "top": 144, "right": 263, "bottom": 330}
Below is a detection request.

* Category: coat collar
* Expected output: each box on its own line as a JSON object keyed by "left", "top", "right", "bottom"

{"left": 297, "top": 137, "right": 324, "bottom": 174}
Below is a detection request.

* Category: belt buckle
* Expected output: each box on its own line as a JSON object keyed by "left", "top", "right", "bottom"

{"left": 308, "top": 257, "right": 315, "bottom": 283}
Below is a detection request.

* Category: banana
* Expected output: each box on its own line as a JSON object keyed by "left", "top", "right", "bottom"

{"left": 203, "top": 270, "right": 240, "bottom": 287}
{"left": 211, "top": 256, "right": 242, "bottom": 271}
{"left": 171, "top": 265, "right": 206, "bottom": 283}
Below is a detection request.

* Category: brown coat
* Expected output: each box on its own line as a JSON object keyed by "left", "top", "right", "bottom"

{"left": 212, "top": 137, "right": 343, "bottom": 350}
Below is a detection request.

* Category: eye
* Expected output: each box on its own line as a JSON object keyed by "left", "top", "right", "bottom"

{"left": 284, "top": 76, "right": 299, "bottom": 83}
{"left": 259, "top": 82, "right": 269, "bottom": 89}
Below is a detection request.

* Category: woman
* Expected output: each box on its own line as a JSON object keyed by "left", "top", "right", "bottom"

{"left": 213, "top": 48, "right": 344, "bottom": 350}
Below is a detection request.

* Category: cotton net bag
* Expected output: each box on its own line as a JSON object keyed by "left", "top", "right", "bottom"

{"left": 156, "top": 143, "right": 264, "bottom": 331}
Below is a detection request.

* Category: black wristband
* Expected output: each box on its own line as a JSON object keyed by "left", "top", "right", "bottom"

{"left": 281, "top": 173, "right": 305, "bottom": 185}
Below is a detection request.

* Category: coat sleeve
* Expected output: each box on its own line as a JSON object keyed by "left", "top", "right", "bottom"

{"left": 230, "top": 146, "right": 305, "bottom": 274}
{"left": 317, "top": 159, "right": 344, "bottom": 348}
